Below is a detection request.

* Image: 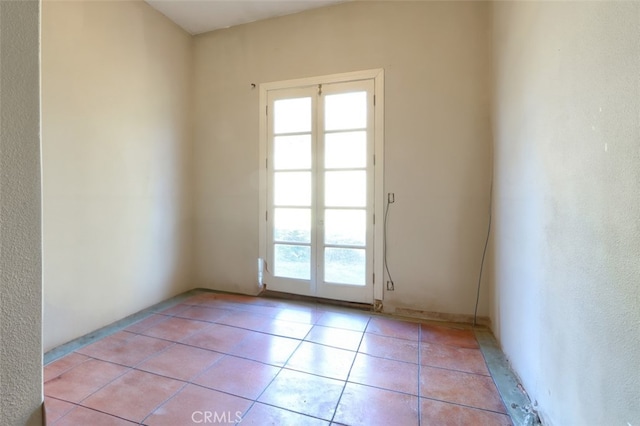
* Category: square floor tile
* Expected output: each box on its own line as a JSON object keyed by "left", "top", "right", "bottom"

{"left": 55, "top": 406, "right": 136, "bottom": 425}
{"left": 316, "top": 311, "right": 370, "bottom": 332}
{"left": 305, "top": 325, "right": 363, "bottom": 351}
{"left": 334, "top": 382, "right": 419, "bottom": 426}
{"left": 145, "top": 384, "right": 252, "bottom": 426}
{"left": 193, "top": 354, "right": 280, "bottom": 399}
{"left": 141, "top": 317, "right": 211, "bottom": 341}
{"left": 285, "top": 341, "right": 356, "bottom": 380}
{"left": 261, "top": 318, "right": 313, "bottom": 339}
{"left": 124, "top": 314, "right": 170, "bottom": 334}
{"left": 217, "top": 310, "right": 312, "bottom": 339}
{"left": 237, "top": 303, "right": 283, "bottom": 318}
{"left": 420, "top": 342, "right": 489, "bottom": 375}
{"left": 181, "top": 293, "right": 220, "bottom": 306}
{"left": 155, "top": 303, "right": 191, "bottom": 316}
{"left": 215, "top": 293, "right": 257, "bottom": 304}
{"left": 359, "top": 333, "right": 419, "bottom": 364}
{"left": 366, "top": 317, "right": 420, "bottom": 341}
{"left": 421, "top": 398, "right": 513, "bottom": 426}
{"left": 44, "top": 358, "right": 128, "bottom": 403}
{"left": 240, "top": 402, "right": 330, "bottom": 425}
{"left": 81, "top": 369, "right": 184, "bottom": 423}
{"left": 216, "top": 310, "right": 270, "bottom": 330}
{"left": 44, "top": 353, "right": 90, "bottom": 382}
{"left": 273, "top": 307, "right": 325, "bottom": 325}
{"left": 420, "top": 324, "right": 479, "bottom": 349}
{"left": 420, "top": 366, "right": 506, "bottom": 413}
{"left": 191, "top": 297, "right": 241, "bottom": 311}
{"left": 228, "top": 332, "right": 300, "bottom": 366}
{"left": 174, "top": 305, "right": 229, "bottom": 323}
{"left": 76, "top": 332, "right": 172, "bottom": 367}
{"left": 44, "top": 397, "right": 76, "bottom": 424}
{"left": 258, "top": 369, "right": 344, "bottom": 421}
{"left": 349, "top": 353, "right": 419, "bottom": 395}
{"left": 180, "top": 323, "right": 251, "bottom": 353}
{"left": 136, "top": 343, "right": 224, "bottom": 381}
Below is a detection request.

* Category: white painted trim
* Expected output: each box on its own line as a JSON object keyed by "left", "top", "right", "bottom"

{"left": 261, "top": 68, "right": 384, "bottom": 92}
{"left": 373, "top": 69, "right": 385, "bottom": 302}
{"left": 258, "top": 86, "right": 268, "bottom": 289}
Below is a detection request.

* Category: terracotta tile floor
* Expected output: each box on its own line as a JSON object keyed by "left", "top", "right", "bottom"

{"left": 44, "top": 293, "right": 512, "bottom": 425}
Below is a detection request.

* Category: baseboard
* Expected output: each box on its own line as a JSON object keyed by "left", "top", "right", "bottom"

{"left": 392, "top": 307, "right": 492, "bottom": 328}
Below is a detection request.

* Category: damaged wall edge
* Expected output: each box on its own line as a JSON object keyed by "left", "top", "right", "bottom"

{"left": 475, "top": 329, "right": 542, "bottom": 426}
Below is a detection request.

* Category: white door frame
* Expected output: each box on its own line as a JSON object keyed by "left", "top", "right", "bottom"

{"left": 258, "top": 69, "right": 384, "bottom": 303}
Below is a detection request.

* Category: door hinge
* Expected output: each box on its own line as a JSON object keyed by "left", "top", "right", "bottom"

{"left": 265, "top": 210, "right": 268, "bottom": 221}
{"left": 373, "top": 273, "right": 375, "bottom": 284}
{"left": 373, "top": 155, "right": 376, "bottom": 166}
{"left": 373, "top": 95, "right": 376, "bottom": 106}
{"left": 318, "top": 84, "right": 322, "bottom": 96}
{"left": 266, "top": 158, "right": 268, "bottom": 169}
{"left": 373, "top": 214, "right": 375, "bottom": 225}
{"left": 266, "top": 105, "right": 268, "bottom": 115}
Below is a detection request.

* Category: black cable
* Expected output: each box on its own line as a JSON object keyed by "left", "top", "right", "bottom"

{"left": 383, "top": 195, "right": 394, "bottom": 287}
{"left": 473, "top": 179, "right": 493, "bottom": 326}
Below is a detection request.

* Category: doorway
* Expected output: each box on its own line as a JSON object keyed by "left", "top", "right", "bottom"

{"left": 259, "top": 70, "right": 384, "bottom": 304}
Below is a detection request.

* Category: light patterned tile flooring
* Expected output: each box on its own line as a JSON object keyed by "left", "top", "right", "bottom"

{"left": 44, "top": 292, "right": 512, "bottom": 425}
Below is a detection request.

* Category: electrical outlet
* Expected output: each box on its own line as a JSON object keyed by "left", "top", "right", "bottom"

{"left": 387, "top": 281, "right": 394, "bottom": 291}
{"left": 388, "top": 192, "right": 395, "bottom": 203}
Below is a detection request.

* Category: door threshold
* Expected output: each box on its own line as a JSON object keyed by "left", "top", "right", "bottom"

{"left": 259, "top": 289, "right": 373, "bottom": 312}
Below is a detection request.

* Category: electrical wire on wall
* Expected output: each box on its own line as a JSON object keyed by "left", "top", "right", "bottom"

{"left": 384, "top": 193, "right": 395, "bottom": 291}
{"left": 473, "top": 178, "right": 493, "bottom": 327}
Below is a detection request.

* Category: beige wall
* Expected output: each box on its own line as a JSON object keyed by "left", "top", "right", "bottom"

{"left": 42, "top": 0, "right": 194, "bottom": 351}
{"left": 193, "top": 1, "right": 493, "bottom": 317}
{"left": 0, "top": 1, "right": 43, "bottom": 424}
{"left": 491, "top": 2, "right": 640, "bottom": 424}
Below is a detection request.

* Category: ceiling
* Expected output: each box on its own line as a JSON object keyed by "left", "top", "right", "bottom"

{"left": 145, "top": 0, "right": 347, "bottom": 35}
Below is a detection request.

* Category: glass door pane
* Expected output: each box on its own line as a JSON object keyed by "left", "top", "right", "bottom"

{"left": 324, "top": 92, "right": 367, "bottom": 131}
{"left": 324, "top": 171, "right": 366, "bottom": 207}
{"left": 271, "top": 95, "right": 313, "bottom": 281}
{"left": 325, "top": 131, "right": 367, "bottom": 169}
{"left": 274, "top": 245, "right": 311, "bottom": 280}
{"left": 274, "top": 135, "right": 311, "bottom": 170}
{"left": 324, "top": 209, "right": 366, "bottom": 246}
{"left": 274, "top": 98, "right": 312, "bottom": 133}
{"left": 321, "top": 89, "right": 369, "bottom": 287}
{"left": 324, "top": 248, "right": 366, "bottom": 285}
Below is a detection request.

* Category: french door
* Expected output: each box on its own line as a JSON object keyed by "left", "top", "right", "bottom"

{"left": 261, "top": 75, "right": 380, "bottom": 304}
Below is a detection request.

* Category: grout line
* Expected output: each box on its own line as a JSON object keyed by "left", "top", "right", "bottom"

{"left": 250, "top": 401, "right": 334, "bottom": 424}
{"left": 68, "top": 364, "right": 134, "bottom": 412}
{"left": 328, "top": 315, "right": 371, "bottom": 424}
{"left": 237, "top": 367, "right": 283, "bottom": 424}
{"left": 42, "top": 395, "right": 78, "bottom": 424}
{"left": 138, "top": 380, "right": 190, "bottom": 425}
{"left": 67, "top": 404, "right": 141, "bottom": 425}
{"left": 419, "top": 395, "right": 514, "bottom": 416}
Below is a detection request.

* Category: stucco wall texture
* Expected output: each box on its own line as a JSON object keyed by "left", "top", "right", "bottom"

{"left": 491, "top": 2, "right": 640, "bottom": 424}
{"left": 0, "top": 1, "right": 43, "bottom": 425}
{"left": 41, "top": 0, "right": 194, "bottom": 351}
